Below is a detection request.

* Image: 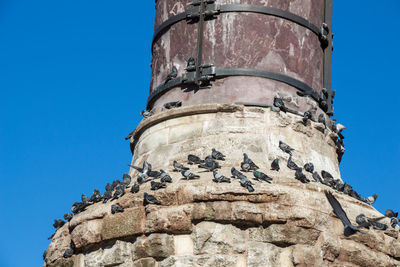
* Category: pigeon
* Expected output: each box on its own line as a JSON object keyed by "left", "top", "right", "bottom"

{"left": 148, "top": 170, "right": 161, "bottom": 178}
{"left": 53, "top": 219, "right": 65, "bottom": 230}
{"left": 186, "top": 57, "right": 196, "bottom": 71}
{"left": 231, "top": 167, "right": 244, "bottom": 178}
{"left": 71, "top": 202, "right": 85, "bottom": 214}
{"left": 342, "top": 183, "right": 353, "bottom": 194}
{"left": 385, "top": 209, "right": 398, "bottom": 218}
{"left": 137, "top": 172, "right": 150, "bottom": 184}
{"left": 253, "top": 170, "right": 272, "bottom": 183}
{"left": 105, "top": 183, "right": 112, "bottom": 192}
{"left": 287, "top": 155, "right": 299, "bottom": 171}
{"left": 270, "top": 158, "right": 280, "bottom": 171}
{"left": 363, "top": 194, "right": 378, "bottom": 205}
{"left": 279, "top": 141, "right": 294, "bottom": 155}
{"left": 111, "top": 180, "right": 121, "bottom": 191}
{"left": 63, "top": 248, "right": 74, "bottom": 258}
{"left": 302, "top": 110, "right": 313, "bottom": 125}
{"left": 349, "top": 190, "right": 362, "bottom": 201}
{"left": 140, "top": 110, "right": 153, "bottom": 118}
{"left": 144, "top": 192, "right": 161, "bottom": 205}
{"left": 199, "top": 156, "right": 220, "bottom": 171}
{"left": 318, "top": 114, "right": 326, "bottom": 128}
{"left": 239, "top": 176, "right": 255, "bottom": 192}
{"left": 90, "top": 189, "right": 102, "bottom": 203}
{"left": 122, "top": 173, "right": 132, "bottom": 188}
{"left": 173, "top": 160, "right": 189, "bottom": 172}
{"left": 312, "top": 171, "right": 323, "bottom": 183}
{"left": 211, "top": 148, "right": 226, "bottom": 160}
{"left": 241, "top": 153, "right": 259, "bottom": 172}
{"left": 181, "top": 170, "right": 200, "bottom": 180}
{"left": 102, "top": 190, "right": 112, "bottom": 203}
{"left": 130, "top": 182, "right": 140, "bottom": 194}
{"left": 63, "top": 213, "right": 73, "bottom": 222}
{"left": 356, "top": 214, "right": 371, "bottom": 229}
{"left": 321, "top": 171, "right": 334, "bottom": 183}
{"left": 390, "top": 217, "right": 399, "bottom": 228}
{"left": 295, "top": 168, "right": 310, "bottom": 183}
{"left": 159, "top": 170, "right": 172, "bottom": 183}
{"left": 43, "top": 250, "right": 47, "bottom": 261}
{"left": 111, "top": 204, "right": 124, "bottom": 214}
{"left": 129, "top": 161, "right": 151, "bottom": 175}
{"left": 273, "top": 96, "right": 288, "bottom": 113}
{"left": 112, "top": 184, "right": 125, "bottom": 200}
{"left": 325, "top": 191, "right": 361, "bottom": 236}
{"left": 212, "top": 171, "right": 231, "bottom": 183}
{"left": 164, "top": 66, "right": 178, "bottom": 84}
{"left": 187, "top": 154, "right": 204, "bottom": 165}
{"left": 164, "top": 101, "right": 182, "bottom": 109}
{"left": 333, "top": 180, "right": 345, "bottom": 192}
{"left": 369, "top": 220, "right": 388, "bottom": 231}
{"left": 151, "top": 181, "right": 167, "bottom": 190}
{"left": 81, "top": 193, "right": 91, "bottom": 206}
{"left": 303, "top": 163, "right": 314, "bottom": 173}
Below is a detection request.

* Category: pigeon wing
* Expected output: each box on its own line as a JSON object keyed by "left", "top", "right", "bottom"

{"left": 325, "top": 191, "right": 352, "bottom": 226}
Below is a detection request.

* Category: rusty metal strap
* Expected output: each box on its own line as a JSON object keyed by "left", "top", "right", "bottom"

{"left": 152, "top": 4, "right": 322, "bottom": 48}
{"left": 146, "top": 67, "right": 320, "bottom": 109}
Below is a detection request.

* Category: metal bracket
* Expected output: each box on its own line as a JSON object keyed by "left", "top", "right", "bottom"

{"left": 187, "top": 1, "right": 220, "bottom": 20}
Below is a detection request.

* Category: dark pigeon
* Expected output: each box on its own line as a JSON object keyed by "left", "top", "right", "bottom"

{"left": 63, "top": 248, "right": 74, "bottom": 258}
{"left": 211, "top": 148, "right": 226, "bottom": 160}
{"left": 71, "top": 202, "right": 85, "bottom": 214}
{"left": 325, "top": 191, "right": 362, "bottom": 236}
{"left": 273, "top": 96, "right": 288, "bottom": 113}
{"left": 144, "top": 192, "right": 161, "bottom": 205}
{"left": 112, "top": 184, "right": 125, "bottom": 200}
{"left": 63, "top": 213, "right": 73, "bottom": 222}
{"left": 362, "top": 194, "right": 378, "bottom": 205}
{"left": 140, "top": 110, "right": 153, "bottom": 118}
{"left": 151, "top": 181, "right": 167, "bottom": 190}
{"left": 295, "top": 168, "right": 310, "bottom": 183}
{"left": 137, "top": 172, "right": 150, "bottom": 184}
{"left": 122, "top": 173, "right": 132, "bottom": 188}
{"left": 102, "top": 190, "right": 112, "bottom": 203}
{"left": 318, "top": 114, "right": 326, "bottom": 128}
{"left": 160, "top": 170, "right": 172, "bottom": 183}
{"left": 148, "top": 170, "right": 161, "bottom": 178}
{"left": 186, "top": 57, "right": 196, "bottom": 71}
{"left": 321, "top": 170, "right": 335, "bottom": 185}
{"left": 385, "top": 209, "right": 398, "bottom": 218}
{"left": 111, "top": 204, "right": 124, "bottom": 214}
{"left": 356, "top": 214, "right": 371, "bottom": 229}
{"left": 105, "top": 183, "right": 112, "bottom": 192}
{"left": 241, "top": 153, "right": 259, "bottom": 172}
{"left": 43, "top": 250, "right": 47, "bottom": 261}
{"left": 312, "top": 171, "right": 323, "bottom": 183}
{"left": 369, "top": 220, "right": 388, "bottom": 231}
{"left": 239, "top": 176, "right": 255, "bottom": 192}
{"left": 231, "top": 167, "right": 244, "bottom": 179}
{"left": 212, "top": 171, "right": 231, "bottom": 183}
{"left": 111, "top": 180, "right": 121, "bottom": 191}
{"left": 390, "top": 217, "right": 399, "bottom": 228}
{"left": 287, "top": 155, "right": 299, "bottom": 171}
{"left": 199, "top": 156, "right": 220, "bottom": 172}
{"left": 81, "top": 193, "right": 90, "bottom": 206}
{"left": 270, "top": 158, "right": 280, "bottom": 171}
{"left": 53, "top": 219, "right": 65, "bottom": 230}
{"left": 181, "top": 170, "right": 200, "bottom": 180}
{"left": 303, "top": 163, "right": 314, "bottom": 173}
{"left": 90, "top": 189, "right": 102, "bottom": 203}
{"left": 164, "top": 66, "right": 178, "bottom": 84}
{"left": 279, "top": 141, "right": 294, "bottom": 155}
{"left": 253, "top": 170, "right": 272, "bottom": 183}
{"left": 187, "top": 154, "right": 204, "bottom": 165}
{"left": 164, "top": 101, "right": 182, "bottom": 109}
{"left": 173, "top": 160, "right": 189, "bottom": 172}
{"left": 302, "top": 110, "right": 313, "bottom": 125}
{"left": 130, "top": 182, "right": 140, "bottom": 194}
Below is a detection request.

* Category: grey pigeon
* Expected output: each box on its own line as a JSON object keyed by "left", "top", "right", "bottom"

{"left": 164, "top": 66, "right": 178, "bottom": 84}
{"left": 105, "top": 183, "right": 112, "bottom": 192}
{"left": 63, "top": 248, "right": 74, "bottom": 258}
{"left": 199, "top": 156, "right": 220, "bottom": 172}
{"left": 369, "top": 220, "right": 388, "bottom": 231}
{"left": 137, "top": 172, "right": 150, "bottom": 184}
{"left": 231, "top": 167, "right": 244, "bottom": 178}
{"left": 356, "top": 214, "right": 371, "bottom": 229}
{"left": 363, "top": 194, "right": 378, "bottom": 205}
{"left": 111, "top": 180, "right": 121, "bottom": 190}
{"left": 90, "top": 189, "right": 102, "bottom": 203}
{"left": 241, "top": 153, "right": 259, "bottom": 172}
{"left": 333, "top": 180, "right": 345, "bottom": 192}
{"left": 181, "top": 170, "right": 200, "bottom": 180}
{"left": 122, "top": 173, "right": 132, "bottom": 188}
{"left": 303, "top": 163, "right": 314, "bottom": 173}
{"left": 295, "top": 168, "right": 310, "bottom": 183}
{"left": 81, "top": 193, "right": 90, "bottom": 205}
{"left": 112, "top": 184, "right": 125, "bottom": 200}
{"left": 321, "top": 170, "right": 334, "bottom": 182}
{"left": 239, "top": 176, "right": 255, "bottom": 192}
{"left": 211, "top": 148, "right": 226, "bottom": 160}
{"left": 144, "top": 192, "right": 161, "bottom": 205}
{"left": 130, "top": 182, "right": 140, "bottom": 194}
{"left": 160, "top": 170, "right": 172, "bottom": 183}
{"left": 390, "top": 217, "right": 399, "bottom": 228}
{"left": 270, "top": 158, "right": 280, "bottom": 171}
{"left": 151, "top": 181, "right": 167, "bottom": 190}
{"left": 385, "top": 209, "right": 398, "bottom": 218}
{"left": 312, "top": 171, "right": 323, "bottom": 183}
{"left": 111, "top": 204, "right": 124, "bottom": 214}
{"left": 186, "top": 57, "right": 196, "bottom": 71}
{"left": 302, "top": 110, "right": 313, "bottom": 125}
{"left": 187, "top": 154, "right": 204, "bottom": 165}
{"left": 212, "top": 171, "right": 231, "bottom": 183}
{"left": 287, "top": 155, "right": 299, "bottom": 171}
{"left": 140, "top": 110, "right": 153, "bottom": 118}
{"left": 253, "top": 170, "right": 272, "bottom": 183}
{"left": 63, "top": 213, "right": 73, "bottom": 222}
{"left": 148, "top": 170, "right": 161, "bottom": 178}
{"left": 164, "top": 101, "right": 182, "bottom": 109}
{"left": 279, "top": 141, "right": 294, "bottom": 155}
{"left": 173, "top": 160, "right": 189, "bottom": 172}
{"left": 318, "top": 114, "right": 326, "bottom": 128}
{"left": 71, "top": 201, "right": 85, "bottom": 214}
{"left": 325, "top": 191, "right": 361, "bottom": 236}
{"left": 53, "top": 219, "right": 65, "bottom": 230}
{"left": 102, "top": 190, "right": 112, "bottom": 203}
{"left": 273, "top": 96, "right": 288, "bottom": 113}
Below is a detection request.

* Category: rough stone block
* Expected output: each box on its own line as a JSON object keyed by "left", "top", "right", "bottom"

{"left": 71, "top": 219, "right": 102, "bottom": 248}
{"left": 46, "top": 223, "right": 71, "bottom": 264}
{"left": 159, "top": 255, "right": 241, "bottom": 267}
{"left": 145, "top": 204, "right": 193, "bottom": 234}
{"left": 174, "top": 235, "right": 194, "bottom": 256}
{"left": 137, "top": 127, "right": 169, "bottom": 154}
{"left": 291, "top": 245, "right": 324, "bottom": 267}
{"left": 247, "top": 241, "right": 283, "bottom": 267}
{"left": 70, "top": 202, "right": 111, "bottom": 229}
{"left": 133, "top": 258, "right": 157, "bottom": 267}
{"left": 192, "top": 221, "right": 246, "bottom": 255}
{"left": 101, "top": 207, "right": 145, "bottom": 240}
{"left": 168, "top": 122, "right": 203, "bottom": 144}
{"left": 84, "top": 240, "right": 132, "bottom": 267}
{"left": 231, "top": 201, "right": 263, "bottom": 225}
{"left": 133, "top": 233, "right": 175, "bottom": 260}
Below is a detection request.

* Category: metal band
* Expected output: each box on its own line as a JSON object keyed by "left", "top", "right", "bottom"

{"left": 146, "top": 67, "right": 320, "bottom": 109}
{"left": 152, "top": 4, "right": 322, "bottom": 48}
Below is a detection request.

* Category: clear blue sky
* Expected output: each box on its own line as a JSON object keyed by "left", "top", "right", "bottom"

{"left": 0, "top": 1, "right": 399, "bottom": 266}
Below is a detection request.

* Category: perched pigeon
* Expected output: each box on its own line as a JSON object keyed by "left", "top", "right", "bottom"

{"left": 102, "top": 190, "right": 112, "bottom": 203}
{"left": 186, "top": 57, "right": 196, "bottom": 71}
{"left": 273, "top": 96, "right": 288, "bottom": 113}
{"left": 312, "top": 171, "right": 323, "bottom": 183}
{"left": 111, "top": 180, "right": 121, "bottom": 191}
{"left": 53, "top": 219, "right": 65, "bottom": 230}
{"left": 303, "top": 163, "right": 314, "bottom": 173}
{"left": 363, "top": 194, "right": 378, "bottom": 205}
{"left": 130, "top": 161, "right": 151, "bottom": 175}
{"left": 369, "top": 220, "right": 388, "bottom": 231}
{"left": 151, "top": 181, "right": 167, "bottom": 190}
{"left": 241, "top": 153, "right": 259, "bottom": 172}
{"left": 321, "top": 171, "right": 334, "bottom": 185}
{"left": 173, "top": 160, "right": 189, "bottom": 172}
{"left": 90, "top": 189, "right": 102, "bottom": 203}
{"left": 333, "top": 180, "right": 345, "bottom": 192}
{"left": 325, "top": 191, "right": 361, "bottom": 236}
{"left": 105, "top": 183, "right": 112, "bottom": 192}
{"left": 253, "top": 170, "right": 272, "bottom": 183}
{"left": 287, "top": 155, "right": 299, "bottom": 171}
{"left": 279, "top": 141, "right": 294, "bottom": 155}
{"left": 122, "top": 173, "right": 132, "bottom": 188}
{"left": 160, "top": 170, "right": 172, "bottom": 183}
{"left": 148, "top": 170, "right": 161, "bottom": 178}
{"left": 239, "top": 176, "right": 255, "bottom": 192}
{"left": 187, "top": 154, "right": 204, "bottom": 165}
{"left": 81, "top": 193, "right": 90, "bottom": 205}
{"left": 137, "top": 172, "right": 150, "bottom": 184}
{"left": 181, "top": 170, "right": 200, "bottom": 180}
{"left": 318, "top": 114, "right": 326, "bottom": 128}
{"left": 130, "top": 182, "right": 140, "bottom": 194}
{"left": 270, "top": 158, "right": 280, "bottom": 171}
{"left": 71, "top": 202, "right": 85, "bottom": 214}
{"left": 164, "top": 66, "right": 178, "bottom": 84}
{"left": 111, "top": 204, "right": 124, "bottom": 214}
{"left": 212, "top": 171, "right": 231, "bottom": 183}
{"left": 63, "top": 248, "right": 74, "bottom": 258}
{"left": 199, "top": 156, "right": 220, "bottom": 171}
{"left": 164, "top": 101, "right": 182, "bottom": 109}
{"left": 356, "top": 214, "right": 371, "bottom": 229}
{"left": 231, "top": 167, "right": 244, "bottom": 178}
{"left": 211, "top": 148, "right": 226, "bottom": 160}
{"left": 390, "top": 217, "right": 399, "bottom": 228}
{"left": 63, "top": 213, "right": 73, "bottom": 222}
{"left": 112, "top": 184, "right": 125, "bottom": 200}
{"left": 144, "top": 192, "right": 161, "bottom": 205}
{"left": 302, "top": 110, "right": 313, "bottom": 125}
{"left": 140, "top": 110, "right": 153, "bottom": 118}
{"left": 385, "top": 209, "right": 398, "bottom": 218}
{"left": 295, "top": 168, "right": 310, "bottom": 183}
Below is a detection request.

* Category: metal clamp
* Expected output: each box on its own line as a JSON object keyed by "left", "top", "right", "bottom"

{"left": 187, "top": 1, "right": 221, "bottom": 20}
